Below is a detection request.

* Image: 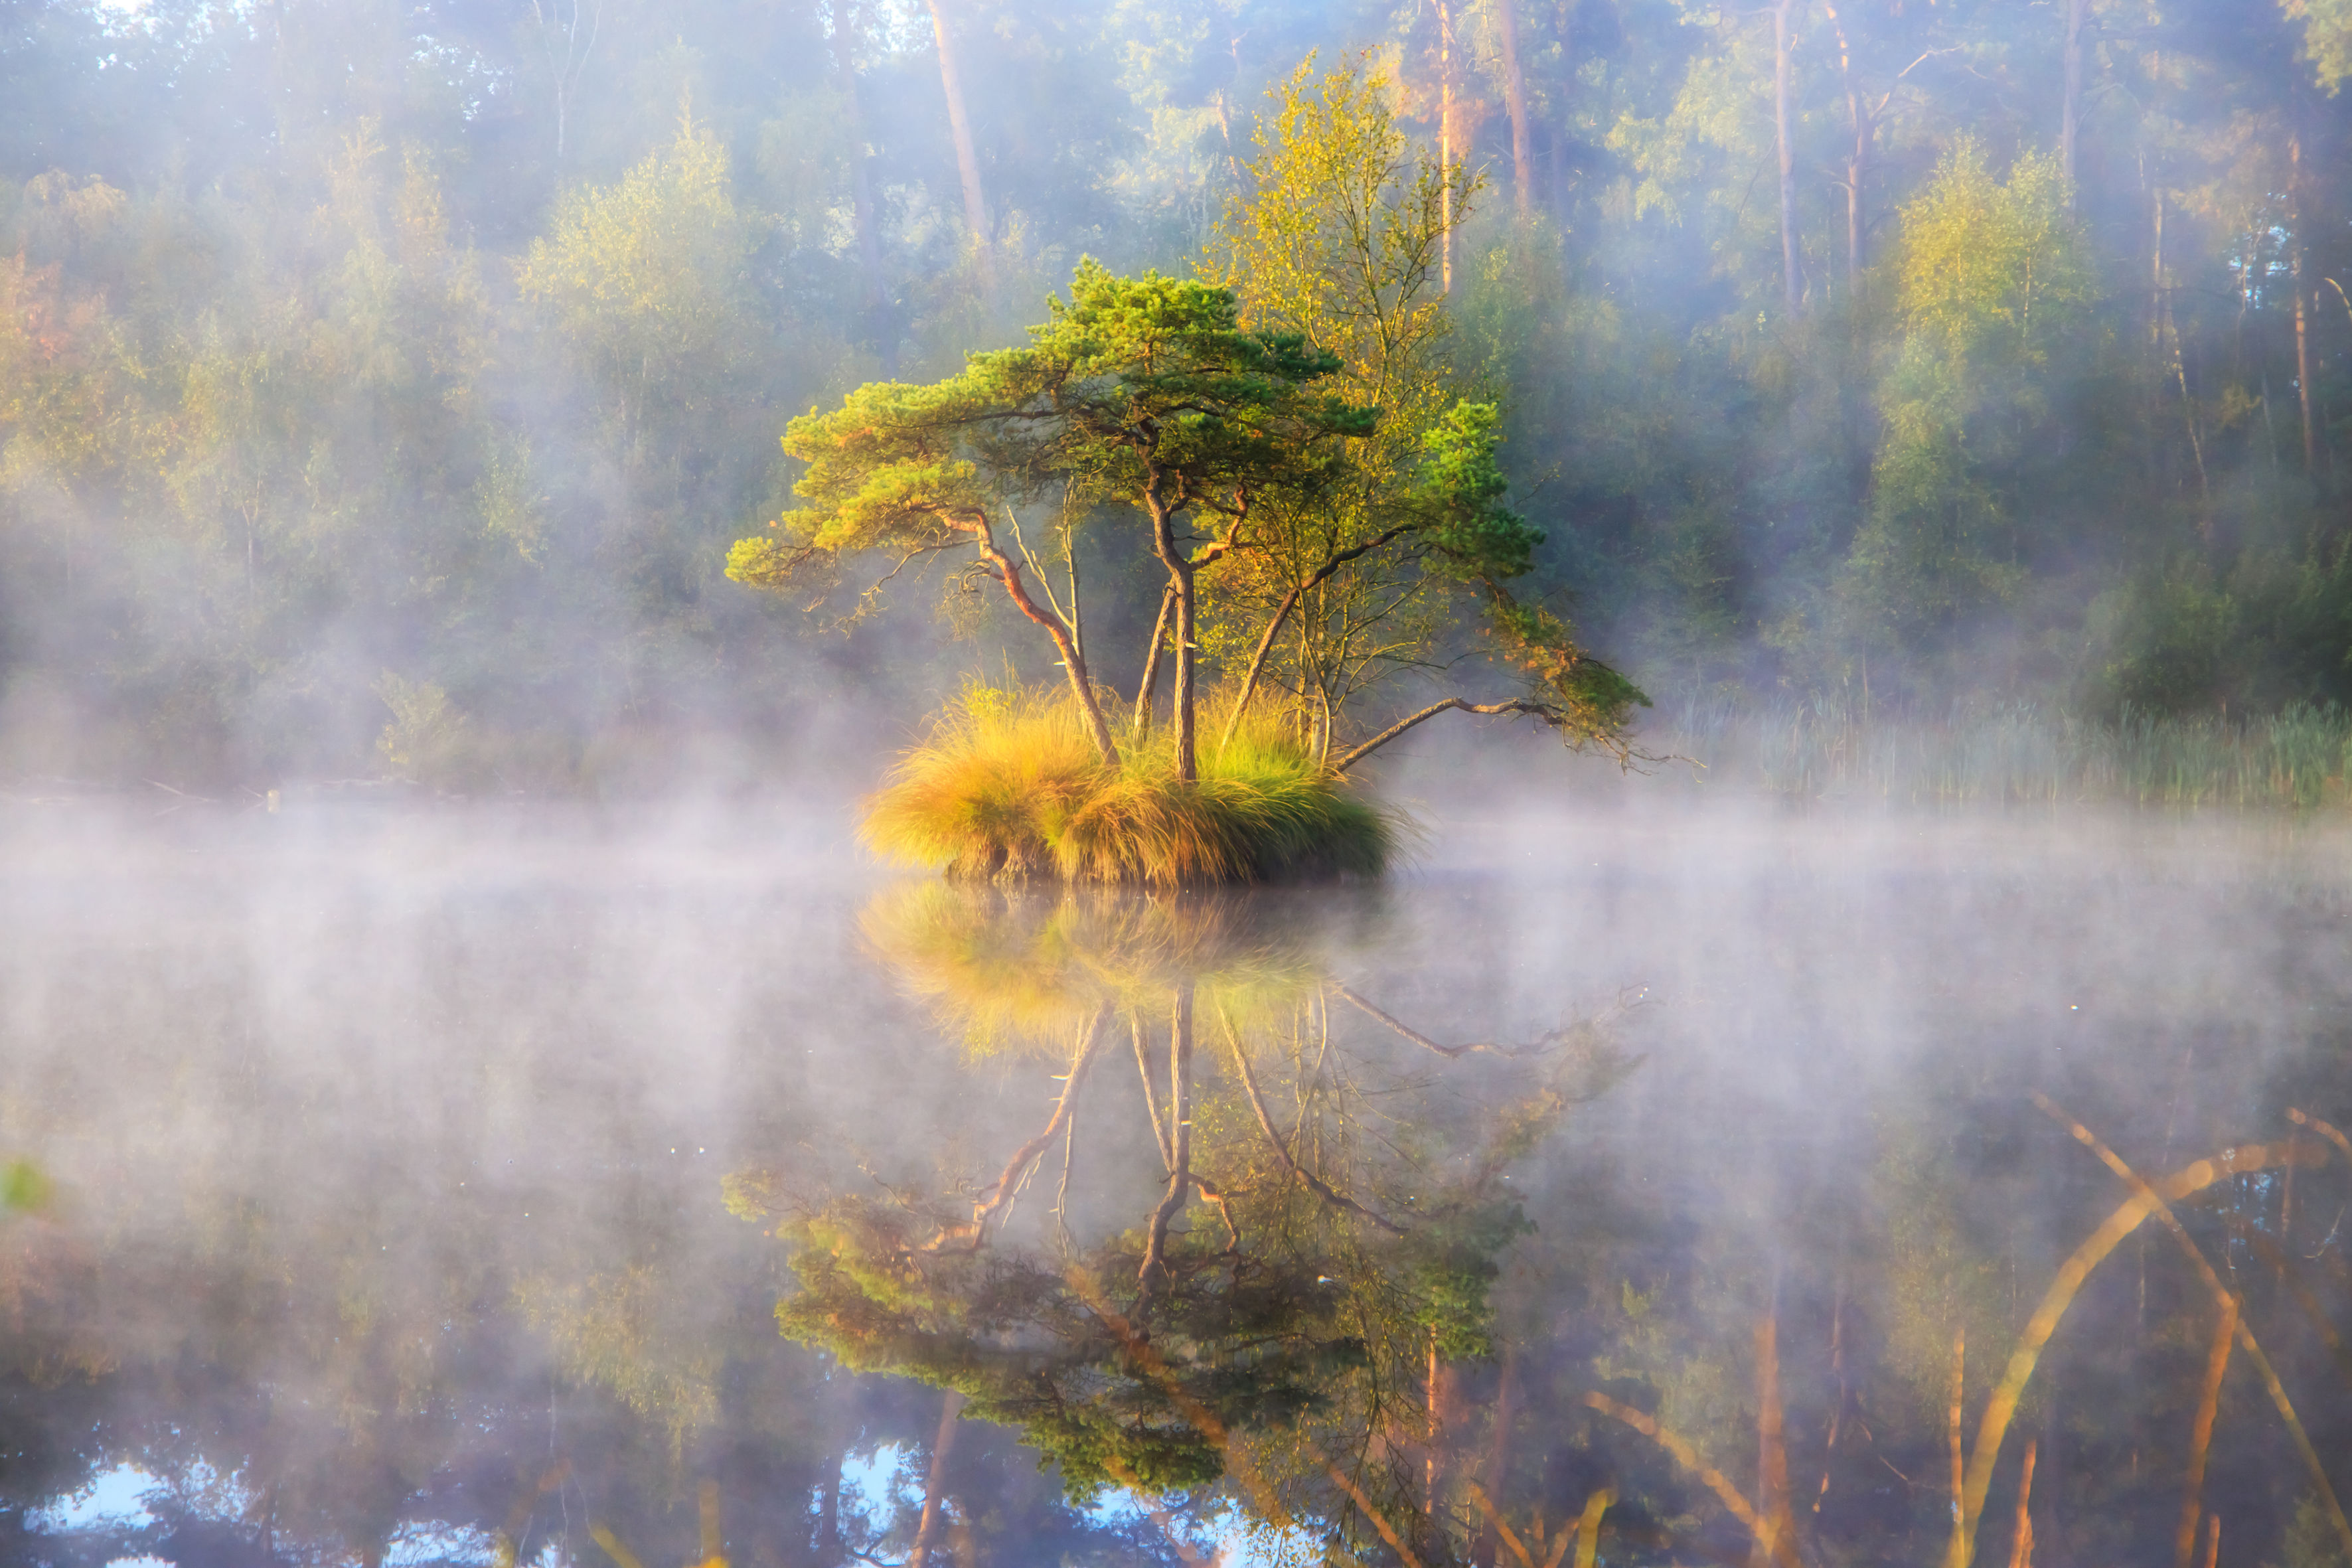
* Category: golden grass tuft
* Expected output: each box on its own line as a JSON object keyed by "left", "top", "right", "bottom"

{"left": 862, "top": 684, "right": 1398, "bottom": 886}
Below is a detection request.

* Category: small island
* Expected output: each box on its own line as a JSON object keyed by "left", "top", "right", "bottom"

{"left": 729, "top": 64, "right": 1643, "bottom": 885}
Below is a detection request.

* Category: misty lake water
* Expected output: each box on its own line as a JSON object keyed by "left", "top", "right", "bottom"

{"left": 2, "top": 799, "right": 2347, "bottom": 1568}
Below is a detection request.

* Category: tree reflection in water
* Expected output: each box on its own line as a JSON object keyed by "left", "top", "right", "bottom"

{"left": 734, "top": 884, "right": 1640, "bottom": 1565}
{"left": 741, "top": 885, "right": 2352, "bottom": 1568}
{"left": 4, "top": 847, "right": 2351, "bottom": 1568}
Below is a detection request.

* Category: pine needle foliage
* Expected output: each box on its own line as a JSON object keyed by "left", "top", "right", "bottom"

{"left": 863, "top": 684, "right": 1397, "bottom": 886}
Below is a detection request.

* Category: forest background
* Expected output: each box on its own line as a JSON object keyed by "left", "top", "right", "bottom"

{"left": 5, "top": 0, "right": 2351, "bottom": 793}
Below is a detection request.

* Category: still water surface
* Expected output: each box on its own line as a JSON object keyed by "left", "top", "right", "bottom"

{"left": 1, "top": 801, "right": 2347, "bottom": 1568}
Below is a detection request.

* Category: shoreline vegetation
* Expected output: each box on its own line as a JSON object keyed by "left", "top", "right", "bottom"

{"left": 1646, "top": 695, "right": 2352, "bottom": 811}
{"left": 862, "top": 685, "right": 1398, "bottom": 886}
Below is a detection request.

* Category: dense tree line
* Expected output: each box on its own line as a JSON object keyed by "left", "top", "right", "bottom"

{"left": 3, "top": 0, "right": 2351, "bottom": 787}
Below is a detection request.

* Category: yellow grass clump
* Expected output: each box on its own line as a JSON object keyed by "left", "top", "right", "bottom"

{"left": 862, "top": 684, "right": 1398, "bottom": 886}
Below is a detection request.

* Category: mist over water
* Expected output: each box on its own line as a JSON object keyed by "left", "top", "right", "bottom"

{"left": 3, "top": 797, "right": 2345, "bottom": 1566}
{"left": 8, "top": 0, "right": 2352, "bottom": 1560}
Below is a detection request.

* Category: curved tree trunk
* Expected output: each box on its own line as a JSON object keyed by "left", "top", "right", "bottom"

{"left": 968, "top": 522, "right": 1119, "bottom": 765}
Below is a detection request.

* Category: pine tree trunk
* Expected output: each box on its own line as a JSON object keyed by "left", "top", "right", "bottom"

{"left": 1145, "top": 485, "right": 1198, "bottom": 783}
{"left": 1822, "top": 3, "right": 1863, "bottom": 287}
{"left": 1845, "top": 102, "right": 1865, "bottom": 286}
{"left": 1499, "top": 0, "right": 1532, "bottom": 217}
{"left": 907, "top": 1390, "right": 965, "bottom": 1568}
{"left": 2298, "top": 278, "right": 2319, "bottom": 479}
{"left": 1171, "top": 564, "right": 1198, "bottom": 782}
{"left": 2061, "top": 0, "right": 2084, "bottom": 206}
{"left": 926, "top": 0, "right": 990, "bottom": 267}
{"left": 2292, "top": 135, "right": 2323, "bottom": 484}
{"left": 834, "top": 1, "right": 891, "bottom": 369}
{"left": 1774, "top": 0, "right": 1803, "bottom": 313}
{"left": 1439, "top": 0, "right": 1455, "bottom": 293}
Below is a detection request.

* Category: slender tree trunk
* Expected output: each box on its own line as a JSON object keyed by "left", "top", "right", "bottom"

{"left": 1498, "top": 0, "right": 1532, "bottom": 218}
{"left": 1944, "top": 1329, "right": 1966, "bottom": 1568}
{"left": 2294, "top": 137, "right": 2322, "bottom": 483}
{"left": 1223, "top": 580, "right": 1304, "bottom": 749}
{"left": 1131, "top": 1012, "right": 1172, "bottom": 1169}
{"left": 1560, "top": 0, "right": 1586, "bottom": 226}
{"left": 1138, "top": 984, "right": 1194, "bottom": 1298}
{"left": 1754, "top": 1314, "right": 1798, "bottom": 1568}
{"left": 816, "top": 1449, "right": 847, "bottom": 1566}
{"left": 971, "top": 522, "right": 1119, "bottom": 765}
{"left": 926, "top": 0, "right": 990, "bottom": 270}
{"left": 907, "top": 1390, "right": 965, "bottom": 1568}
{"left": 528, "top": 0, "right": 601, "bottom": 171}
{"left": 834, "top": 1, "right": 892, "bottom": 372}
{"left": 1439, "top": 0, "right": 1455, "bottom": 293}
{"left": 1133, "top": 586, "right": 1173, "bottom": 738}
{"left": 1822, "top": 3, "right": 1863, "bottom": 287}
{"left": 2173, "top": 1294, "right": 2238, "bottom": 1568}
{"left": 1549, "top": 123, "right": 1570, "bottom": 231}
{"left": 1845, "top": 101, "right": 1865, "bottom": 287}
{"left": 1774, "top": 0, "right": 1804, "bottom": 313}
{"left": 2008, "top": 1441, "right": 2037, "bottom": 1568}
{"left": 1426, "top": 1334, "right": 1449, "bottom": 1522}
{"left": 2061, "top": 0, "right": 2084, "bottom": 208}
{"left": 1221, "top": 522, "right": 1422, "bottom": 751}
{"left": 1170, "top": 561, "right": 1198, "bottom": 780}
{"left": 1144, "top": 486, "right": 1198, "bottom": 783}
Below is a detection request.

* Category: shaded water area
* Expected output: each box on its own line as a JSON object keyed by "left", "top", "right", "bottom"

{"left": 2, "top": 800, "right": 2349, "bottom": 1568}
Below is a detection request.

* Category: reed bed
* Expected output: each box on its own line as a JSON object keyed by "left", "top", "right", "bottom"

{"left": 1647, "top": 694, "right": 2352, "bottom": 809}
{"left": 862, "top": 685, "right": 1397, "bottom": 886}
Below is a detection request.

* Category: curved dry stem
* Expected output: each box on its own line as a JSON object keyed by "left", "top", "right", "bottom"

{"left": 1952, "top": 1121, "right": 2313, "bottom": 1568}
{"left": 2290, "top": 1106, "right": 2352, "bottom": 1168}
{"left": 2240, "top": 1228, "right": 2352, "bottom": 1388}
{"left": 1573, "top": 1486, "right": 1616, "bottom": 1568}
{"left": 2005, "top": 1096, "right": 2351, "bottom": 1568}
